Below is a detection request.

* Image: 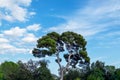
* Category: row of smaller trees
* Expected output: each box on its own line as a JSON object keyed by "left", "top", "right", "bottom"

{"left": 0, "top": 60, "right": 55, "bottom": 80}
{"left": 63, "top": 60, "right": 120, "bottom": 80}
{"left": 0, "top": 60, "right": 120, "bottom": 80}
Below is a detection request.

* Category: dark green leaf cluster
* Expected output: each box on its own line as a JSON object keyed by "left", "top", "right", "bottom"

{"left": 61, "top": 31, "right": 86, "bottom": 50}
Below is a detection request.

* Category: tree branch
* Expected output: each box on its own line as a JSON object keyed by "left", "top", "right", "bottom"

{"left": 56, "top": 52, "right": 62, "bottom": 71}
{"left": 64, "top": 53, "right": 73, "bottom": 73}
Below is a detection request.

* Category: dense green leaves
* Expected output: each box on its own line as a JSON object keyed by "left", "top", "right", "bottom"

{"left": 63, "top": 60, "right": 120, "bottom": 80}
{"left": 61, "top": 32, "right": 86, "bottom": 47}
{"left": 37, "top": 36, "right": 56, "bottom": 55}
{"left": 0, "top": 61, "right": 19, "bottom": 80}
{"left": 47, "top": 32, "right": 60, "bottom": 41}
{"left": 87, "top": 68, "right": 104, "bottom": 80}
{"left": 105, "top": 65, "right": 115, "bottom": 80}
{"left": 0, "top": 60, "right": 55, "bottom": 80}
{"left": 114, "top": 69, "right": 120, "bottom": 80}
{"left": 37, "top": 66, "right": 54, "bottom": 80}
{"left": 63, "top": 68, "right": 82, "bottom": 80}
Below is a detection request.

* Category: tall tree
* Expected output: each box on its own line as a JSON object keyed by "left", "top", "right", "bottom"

{"left": 32, "top": 31, "right": 90, "bottom": 80}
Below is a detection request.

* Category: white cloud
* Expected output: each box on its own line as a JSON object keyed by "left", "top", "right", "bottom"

{"left": 3, "top": 27, "right": 26, "bottom": 37}
{"left": 0, "top": 0, "right": 34, "bottom": 22}
{"left": 0, "top": 38, "right": 9, "bottom": 43}
{"left": 0, "top": 43, "right": 14, "bottom": 49}
{"left": 3, "top": 15, "right": 14, "bottom": 22}
{"left": 0, "top": 24, "right": 40, "bottom": 54}
{"left": 0, "top": 43, "right": 29, "bottom": 54}
{"left": 0, "top": 46, "right": 28, "bottom": 54}
{"left": 22, "top": 33, "right": 37, "bottom": 43}
{"left": 29, "top": 12, "right": 36, "bottom": 16}
{"left": 15, "top": 0, "right": 32, "bottom": 6}
{"left": 0, "top": 21, "right": 2, "bottom": 26}
{"left": 27, "top": 24, "right": 41, "bottom": 31}
{"left": 48, "top": 20, "right": 107, "bottom": 36}
{"left": 0, "top": 42, "right": 28, "bottom": 54}
{"left": 11, "top": 6, "right": 27, "bottom": 22}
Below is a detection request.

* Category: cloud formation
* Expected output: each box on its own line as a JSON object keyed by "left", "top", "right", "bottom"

{"left": 48, "top": 0, "right": 120, "bottom": 37}
{"left": 0, "top": 24, "right": 41, "bottom": 54}
{"left": 27, "top": 24, "right": 42, "bottom": 31}
{"left": 0, "top": 0, "right": 34, "bottom": 23}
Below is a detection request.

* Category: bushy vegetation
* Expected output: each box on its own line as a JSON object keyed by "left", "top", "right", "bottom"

{"left": 0, "top": 60, "right": 55, "bottom": 80}
{"left": 0, "top": 60, "right": 120, "bottom": 80}
{"left": 63, "top": 60, "right": 120, "bottom": 80}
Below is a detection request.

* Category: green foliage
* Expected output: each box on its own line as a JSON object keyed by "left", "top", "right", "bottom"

{"left": 87, "top": 68, "right": 104, "bottom": 80}
{"left": 64, "top": 68, "right": 82, "bottom": 80}
{"left": 37, "top": 36, "right": 56, "bottom": 55}
{"left": 0, "top": 72, "right": 4, "bottom": 80}
{"left": 16, "top": 61, "right": 34, "bottom": 80}
{"left": 47, "top": 32, "right": 60, "bottom": 41}
{"left": 36, "top": 66, "right": 54, "bottom": 80}
{"left": 63, "top": 60, "right": 120, "bottom": 80}
{"left": 0, "top": 60, "right": 54, "bottom": 80}
{"left": 105, "top": 65, "right": 115, "bottom": 80}
{"left": 74, "top": 77, "right": 81, "bottom": 80}
{"left": 91, "top": 60, "right": 105, "bottom": 71}
{"left": 87, "top": 61, "right": 105, "bottom": 80}
{"left": 61, "top": 31, "right": 86, "bottom": 49}
{"left": 32, "top": 31, "right": 90, "bottom": 68}
{"left": 114, "top": 69, "right": 120, "bottom": 80}
{"left": 0, "top": 60, "right": 120, "bottom": 80}
{"left": 87, "top": 74, "right": 104, "bottom": 80}
{"left": 0, "top": 61, "right": 19, "bottom": 80}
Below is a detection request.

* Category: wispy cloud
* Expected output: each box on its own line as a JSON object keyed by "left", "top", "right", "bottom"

{"left": 27, "top": 24, "right": 42, "bottom": 31}
{"left": 47, "top": 0, "right": 120, "bottom": 37}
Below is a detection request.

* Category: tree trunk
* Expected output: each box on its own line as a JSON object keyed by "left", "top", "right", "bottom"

{"left": 59, "top": 53, "right": 72, "bottom": 80}
{"left": 60, "top": 70, "right": 64, "bottom": 80}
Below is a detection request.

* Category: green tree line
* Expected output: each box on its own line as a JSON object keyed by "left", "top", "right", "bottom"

{"left": 0, "top": 60, "right": 120, "bottom": 80}
{"left": 0, "top": 60, "right": 55, "bottom": 80}
{"left": 64, "top": 60, "right": 120, "bottom": 80}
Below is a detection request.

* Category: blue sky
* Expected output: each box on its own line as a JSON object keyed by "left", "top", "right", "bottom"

{"left": 0, "top": 0, "right": 120, "bottom": 74}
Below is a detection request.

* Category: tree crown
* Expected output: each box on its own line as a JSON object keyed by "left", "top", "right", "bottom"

{"left": 32, "top": 31, "right": 90, "bottom": 68}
